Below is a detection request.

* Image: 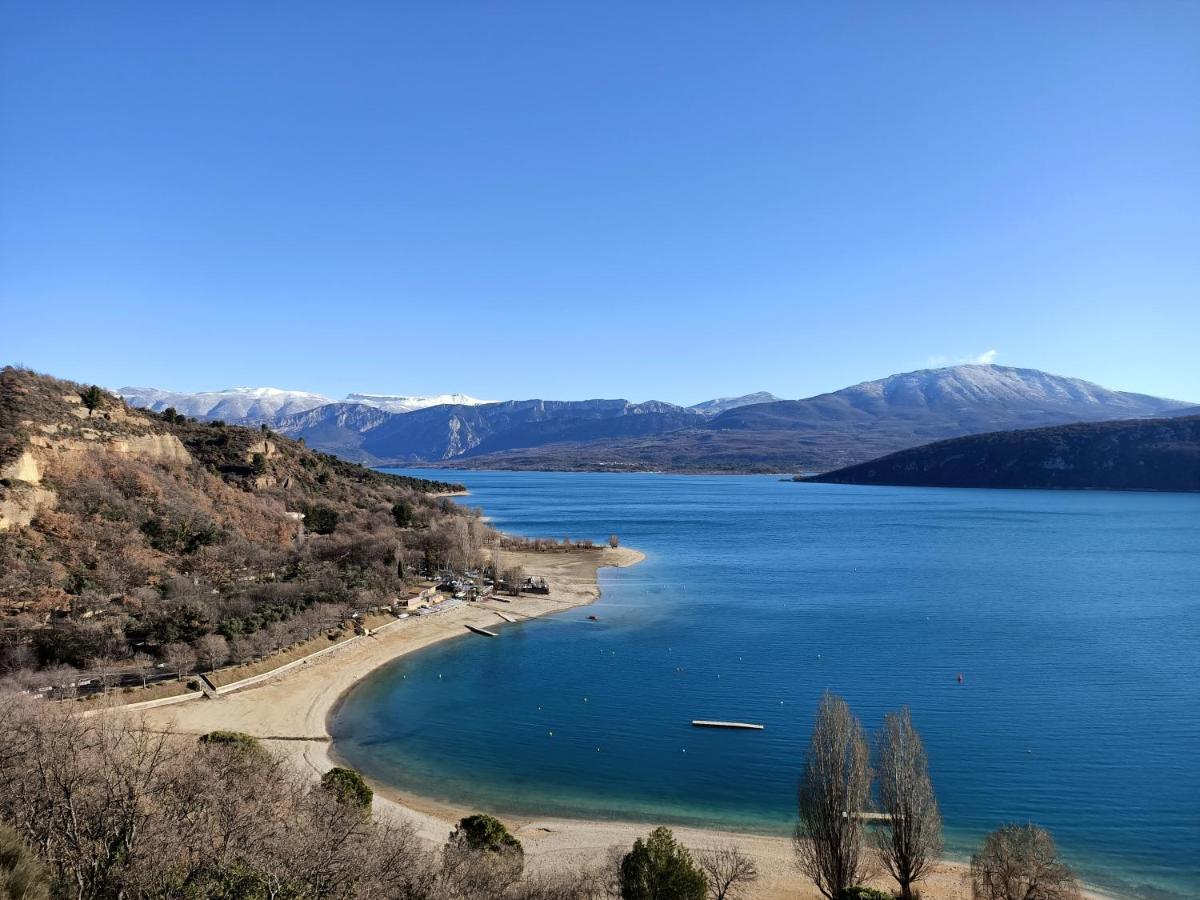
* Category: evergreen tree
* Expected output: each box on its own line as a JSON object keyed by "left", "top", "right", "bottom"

{"left": 619, "top": 827, "right": 707, "bottom": 900}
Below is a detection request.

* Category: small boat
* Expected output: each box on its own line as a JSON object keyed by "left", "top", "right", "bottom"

{"left": 691, "top": 720, "right": 764, "bottom": 730}
{"left": 587, "top": 614, "right": 599, "bottom": 621}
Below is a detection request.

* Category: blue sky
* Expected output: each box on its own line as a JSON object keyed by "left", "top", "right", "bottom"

{"left": 2, "top": 2, "right": 1197, "bottom": 405}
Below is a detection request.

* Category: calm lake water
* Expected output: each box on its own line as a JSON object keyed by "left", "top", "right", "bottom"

{"left": 332, "top": 471, "right": 1200, "bottom": 899}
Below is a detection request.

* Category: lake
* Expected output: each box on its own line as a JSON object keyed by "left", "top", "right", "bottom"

{"left": 331, "top": 471, "right": 1200, "bottom": 899}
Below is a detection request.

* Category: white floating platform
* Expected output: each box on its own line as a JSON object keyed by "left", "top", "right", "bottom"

{"left": 494, "top": 611, "right": 518, "bottom": 623}
{"left": 465, "top": 624, "right": 498, "bottom": 637}
{"left": 691, "top": 720, "right": 764, "bottom": 730}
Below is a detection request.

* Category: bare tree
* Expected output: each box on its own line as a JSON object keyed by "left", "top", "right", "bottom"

{"left": 875, "top": 707, "right": 942, "bottom": 899}
{"left": 161, "top": 641, "right": 195, "bottom": 679}
{"left": 503, "top": 565, "right": 525, "bottom": 597}
{"left": 971, "top": 824, "right": 1081, "bottom": 900}
{"left": 196, "top": 633, "right": 229, "bottom": 672}
{"left": 793, "top": 691, "right": 872, "bottom": 899}
{"left": 696, "top": 845, "right": 759, "bottom": 900}
{"left": 609, "top": 534, "right": 619, "bottom": 549}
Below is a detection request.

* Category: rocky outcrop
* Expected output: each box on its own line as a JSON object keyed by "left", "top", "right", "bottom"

{"left": 0, "top": 428, "right": 192, "bottom": 532}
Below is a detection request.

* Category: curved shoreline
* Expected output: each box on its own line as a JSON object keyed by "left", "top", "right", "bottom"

{"left": 118, "top": 544, "right": 1116, "bottom": 900}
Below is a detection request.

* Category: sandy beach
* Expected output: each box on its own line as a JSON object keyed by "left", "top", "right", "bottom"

{"left": 112, "top": 545, "right": 1103, "bottom": 900}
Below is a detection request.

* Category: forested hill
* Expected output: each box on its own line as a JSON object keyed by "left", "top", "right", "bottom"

{"left": 804, "top": 415, "right": 1200, "bottom": 492}
{"left": 0, "top": 366, "right": 473, "bottom": 682}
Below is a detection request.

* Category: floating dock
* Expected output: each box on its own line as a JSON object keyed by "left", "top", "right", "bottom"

{"left": 465, "top": 624, "right": 498, "bottom": 637}
{"left": 691, "top": 720, "right": 764, "bottom": 730}
{"left": 494, "top": 611, "right": 518, "bottom": 623}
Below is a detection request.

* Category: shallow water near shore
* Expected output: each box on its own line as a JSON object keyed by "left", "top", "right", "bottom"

{"left": 331, "top": 471, "right": 1200, "bottom": 900}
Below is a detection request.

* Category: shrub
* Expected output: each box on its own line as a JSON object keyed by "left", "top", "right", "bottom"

{"left": 79, "top": 385, "right": 104, "bottom": 415}
{"left": 304, "top": 505, "right": 339, "bottom": 535}
{"left": 841, "top": 888, "right": 892, "bottom": 900}
{"left": 199, "top": 731, "right": 264, "bottom": 754}
{"left": 391, "top": 500, "right": 413, "bottom": 528}
{"left": 320, "top": 767, "right": 373, "bottom": 811}
{"left": 619, "top": 827, "right": 707, "bottom": 900}
{"left": 971, "top": 824, "right": 1080, "bottom": 900}
{"left": 448, "top": 814, "right": 523, "bottom": 856}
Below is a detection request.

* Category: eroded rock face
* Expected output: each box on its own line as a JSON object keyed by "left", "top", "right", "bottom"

{"left": 245, "top": 439, "right": 278, "bottom": 462}
{"left": 0, "top": 451, "right": 55, "bottom": 531}
{"left": 1, "top": 450, "right": 42, "bottom": 485}
{"left": 0, "top": 431, "right": 192, "bottom": 531}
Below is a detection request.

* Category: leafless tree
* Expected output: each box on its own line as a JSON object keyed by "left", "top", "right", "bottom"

{"left": 88, "top": 656, "right": 122, "bottom": 694}
{"left": 609, "top": 534, "right": 619, "bottom": 549}
{"left": 161, "top": 641, "right": 195, "bottom": 679}
{"left": 875, "top": 707, "right": 942, "bottom": 899}
{"left": 504, "top": 565, "right": 526, "bottom": 596}
{"left": 971, "top": 824, "right": 1082, "bottom": 900}
{"left": 696, "top": 844, "right": 760, "bottom": 900}
{"left": 0, "top": 694, "right": 441, "bottom": 900}
{"left": 196, "top": 633, "right": 229, "bottom": 672}
{"left": 793, "top": 691, "right": 872, "bottom": 899}
{"left": 441, "top": 840, "right": 525, "bottom": 899}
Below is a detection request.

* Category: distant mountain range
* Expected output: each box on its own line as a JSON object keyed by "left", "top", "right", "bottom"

{"left": 804, "top": 414, "right": 1200, "bottom": 492}
{"left": 117, "top": 386, "right": 490, "bottom": 424}
{"left": 118, "top": 366, "right": 1195, "bottom": 473}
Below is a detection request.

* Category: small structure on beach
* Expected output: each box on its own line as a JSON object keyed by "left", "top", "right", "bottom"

{"left": 395, "top": 586, "right": 439, "bottom": 612}
{"left": 522, "top": 576, "right": 550, "bottom": 595}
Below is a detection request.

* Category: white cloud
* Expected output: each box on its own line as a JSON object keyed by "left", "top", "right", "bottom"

{"left": 927, "top": 349, "right": 999, "bottom": 368}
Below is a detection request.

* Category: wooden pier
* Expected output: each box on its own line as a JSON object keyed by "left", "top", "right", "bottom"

{"left": 494, "top": 611, "right": 518, "bottom": 623}
{"left": 465, "top": 624, "right": 498, "bottom": 637}
{"left": 691, "top": 720, "right": 764, "bottom": 730}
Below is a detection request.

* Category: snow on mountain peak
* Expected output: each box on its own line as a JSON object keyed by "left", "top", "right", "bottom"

{"left": 344, "top": 393, "right": 492, "bottom": 413}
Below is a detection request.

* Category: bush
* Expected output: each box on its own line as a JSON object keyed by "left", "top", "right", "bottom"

{"left": 841, "top": 888, "right": 892, "bottom": 900}
{"left": 619, "top": 827, "right": 707, "bottom": 900}
{"left": 320, "top": 767, "right": 373, "bottom": 811}
{"left": 304, "top": 505, "right": 339, "bottom": 535}
{"left": 199, "top": 731, "right": 264, "bottom": 754}
{"left": 80, "top": 385, "right": 104, "bottom": 414}
{"left": 391, "top": 500, "right": 414, "bottom": 527}
{"left": 971, "top": 824, "right": 1080, "bottom": 900}
{"left": 448, "top": 814, "right": 523, "bottom": 856}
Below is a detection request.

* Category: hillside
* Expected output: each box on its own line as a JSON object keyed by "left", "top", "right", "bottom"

{"left": 0, "top": 367, "right": 471, "bottom": 683}
{"left": 804, "top": 415, "right": 1200, "bottom": 492}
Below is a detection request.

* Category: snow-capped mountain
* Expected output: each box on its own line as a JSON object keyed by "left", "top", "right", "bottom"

{"left": 689, "top": 391, "right": 780, "bottom": 416}
{"left": 345, "top": 393, "right": 492, "bottom": 413}
{"left": 117, "top": 386, "right": 332, "bottom": 425}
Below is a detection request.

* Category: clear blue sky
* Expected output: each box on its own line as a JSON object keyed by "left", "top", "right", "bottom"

{"left": 2, "top": 2, "right": 1197, "bottom": 404}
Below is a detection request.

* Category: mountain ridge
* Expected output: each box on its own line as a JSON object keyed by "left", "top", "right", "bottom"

{"left": 118, "top": 366, "right": 1194, "bottom": 473}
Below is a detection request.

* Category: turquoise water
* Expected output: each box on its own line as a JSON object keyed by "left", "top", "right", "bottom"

{"left": 332, "top": 472, "right": 1200, "bottom": 899}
